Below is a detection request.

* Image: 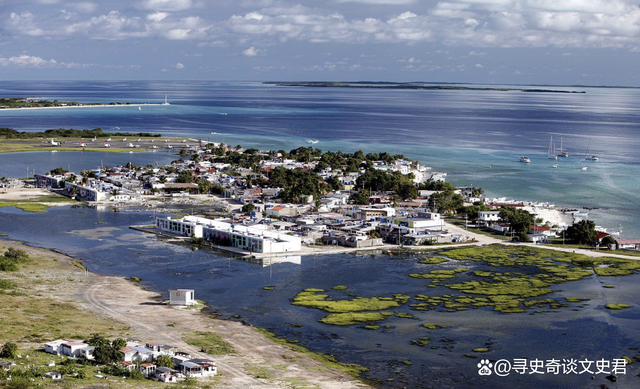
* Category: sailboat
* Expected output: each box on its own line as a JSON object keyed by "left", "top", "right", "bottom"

{"left": 585, "top": 138, "right": 598, "bottom": 161}
{"left": 138, "top": 106, "right": 142, "bottom": 111}
{"left": 557, "top": 137, "right": 569, "bottom": 157}
{"left": 548, "top": 135, "right": 557, "bottom": 160}
{"left": 162, "top": 95, "right": 170, "bottom": 106}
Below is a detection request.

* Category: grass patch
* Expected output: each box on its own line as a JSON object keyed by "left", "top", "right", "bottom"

{"left": 184, "top": 331, "right": 235, "bottom": 355}
{"left": 419, "top": 257, "right": 448, "bottom": 265}
{"left": 421, "top": 323, "right": 446, "bottom": 330}
{"left": 262, "top": 286, "right": 275, "bottom": 290}
{"left": 605, "top": 304, "right": 631, "bottom": 310}
{"left": 473, "top": 348, "right": 489, "bottom": 353}
{"left": 331, "top": 285, "right": 348, "bottom": 290}
{"left": 291, "top": 289, "right": 403, "bottom": 313}
{"left": 320, "top": 312, "right": 392, "bottom": 326}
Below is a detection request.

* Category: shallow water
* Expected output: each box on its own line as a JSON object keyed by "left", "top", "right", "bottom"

{"left": 1, "top": 205, "right": 639, "bottom": 388}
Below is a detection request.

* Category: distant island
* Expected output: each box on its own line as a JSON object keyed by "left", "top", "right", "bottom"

{"left": 264, "top": 81, "right": 586, "bottom": 94}
{"left": 0, "top": 97, "right": 169, "bottom": 110}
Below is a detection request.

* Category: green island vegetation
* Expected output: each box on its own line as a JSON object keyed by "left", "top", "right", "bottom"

{"left": 253, "top": 327, "right": 370, "bottom": 380}
{"left": 290, "top": 245, "right": 640, "bottom": 326}
{"left": 0, "top": 194, "right": 75, "bottom": 213}
{"left": 0, "top": 127, "right": 161, "bottom": 139}
{"left": 262, "top": 285, "right": 275, "bottom": 290}
{"left": 331, "top": 285, "right": 349, "bottom": 290}
{"left": 605, "top": 304, "right": 631, "bottom": 310}
{"left": 183, "top": 331, "right": 235, "bottom": 355}
{"left": 0, "top": 97, "right": 144, "bottom": 110}
{"left": 472, "top": 348, "right": 490, "bottom": 353}
{"left": 419, "top": 257, "right": 449, "bottom": 265}
{"left": 411, "top": 337, "right": 430, "bottom": 347}
{"left": 291, "top": 288, "right": 406, "bottom": 326}
{"left": 265, "top": 82, "right": 586, "bottom": 94}
{"left": 421, "top": 323, "right": 447, "bottom": 330}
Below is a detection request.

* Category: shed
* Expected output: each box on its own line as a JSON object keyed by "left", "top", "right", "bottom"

{"left": 169, "top": 289, "right": 196, "bottom": 306}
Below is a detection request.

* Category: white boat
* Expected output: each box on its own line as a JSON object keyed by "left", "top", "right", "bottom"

{"left": 520, "top": 156, "right": 531, "bottom": 163}
{"left": 210, "top": 132, "right": 218, "bottom": 135}
{"left": 552, "top": 164, "right": 559, "bottom": 168}
{"left": 548, "top": 135, "right": 557, "bottom": 160}
{"left": 557, "top": 137, "right": 569, "bottom": 157}
{"left": 581, "top": 166, "right": 588, "bottom": 171}
{"left": 138, "top": 106, "right": 142, "bottom": 111}
{"left": 584, "top": 138, "right": 598, "bottom": 161}
{"left": 219, "top": 113, "right": 228, "bottom": 116}
{"left": 162, "top": 95, "right": 170, "bottom": 106}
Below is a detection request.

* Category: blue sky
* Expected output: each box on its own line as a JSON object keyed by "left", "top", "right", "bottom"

{"left": 1, "top": 0, "right": 639, "bottom": 85}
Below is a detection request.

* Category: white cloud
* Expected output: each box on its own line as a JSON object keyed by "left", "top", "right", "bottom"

{"left": 175, "top": 62, "right": 185, "bottom": 69}
{"left": 138, "top": 0, "right": 195, "bottom": 11}
{"left": 0, "top": 54, "right": 86, "bottom": 68}
{"left": 474, "top": 63, "right": 483, "bottom": 68}
{"left": 336, "top": 0, "right": 417, "bottom": 4}
{"left": 242, "top": 46, "right": 261, "bottom": 56}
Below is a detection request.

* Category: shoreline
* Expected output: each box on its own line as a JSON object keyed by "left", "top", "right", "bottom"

{"left": 0, "top": 238, "right": 371, "bottom": 389}
{"left": 0, "top": 103, "right": 168, "bottom": 112}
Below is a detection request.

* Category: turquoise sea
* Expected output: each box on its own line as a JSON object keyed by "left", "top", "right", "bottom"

{"left": 1, "top": 81, "right": 639, "bottom": 236}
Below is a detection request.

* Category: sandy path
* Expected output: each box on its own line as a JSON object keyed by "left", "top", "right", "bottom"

{"left": 78, "top": 274, "right": 370, "bottom": 389}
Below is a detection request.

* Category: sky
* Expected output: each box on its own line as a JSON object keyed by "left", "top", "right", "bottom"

{"left": 0, "top": 0, "right": 639, "bottom": 85}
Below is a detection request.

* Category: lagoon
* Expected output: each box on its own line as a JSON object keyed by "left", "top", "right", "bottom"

{"left": 1, "top": 205, "right": 638, "bottom": 388}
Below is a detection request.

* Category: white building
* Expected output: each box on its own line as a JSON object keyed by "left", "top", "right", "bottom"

{"left": 169, "top": 289, "right": 196, "bottom": 306}
{"left": 156, "top": 216, "right": 302, "bottom": 254}
{"left": 478, "top": 211, "right": 501, "bottom": 225}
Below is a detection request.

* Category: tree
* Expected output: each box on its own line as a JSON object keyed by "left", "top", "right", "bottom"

{"left": 429, "top": 189, "right": 463, "bottom": 215}
{"left": 498, "top": 207, "right": 534, "bottom": 234}
{"left": 566, "top": 220, "right": 597, "bottom": 245}
{"left": 0, "top": 342, "right": 18, "bottom": 358}
{"left": 50, "top": 167, "right": 68, "bottom": 175}
{"left": 601, "top": 235, "right": 617, "bottom": 248}
{"left": 241, "top": 203, "right": 255, "bottom": 214}
{"left": 176, "top": 170, "right": 194, "bottom": 183}
{"left": 349, "top": 189, "right": 371, "bottom": 205}
{"left": 155, "top": 354, "right": 175, "bottom": 369}
{"left": 196, "top": 178, "right": 211, "bottom": 194}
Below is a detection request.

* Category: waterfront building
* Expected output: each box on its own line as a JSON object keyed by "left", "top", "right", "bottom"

{"left": 169, "top": 289, "right": 196, "bottom": 306}
{"left": 155, "top": 216, "right": 302, "bottom": 253}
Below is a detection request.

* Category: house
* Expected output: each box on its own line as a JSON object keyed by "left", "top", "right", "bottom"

{"left": 119, "top": 346, "right": 152, "bottom": 362}
{"left": 528, "top": 233, "right": 548, "bottom": 244}
{"left": 359, "top": 207, "right": 396, "bottom": 220}
{"left": 60, "top": 341, "right": 94, "bottom": 360}
{"left": 155, "top": 367, "right": 179, "bottom": 383}
{"left": 180, "top": 359, "right": 218, "bottom": 377}
{"left": 139, "top": 363, "right": 157, "bottom": 377}
{"left": 44, "top": 340, "right": 66, "bottom": 355}
{"left": 478, "top": 211, "right": 501, "bottom": 225}
{"left": 616, "top": 239, "right": 640, "bottom": 251}
{"left": 120, "top": 362, "right": 136, "bottom": 371}
{"left": 0, "top": 361, "right": 13, "bottom": 371}
{"left": 145, "top": 342, "right": 177, "bottom": 357}
{"left": 492, "top": 224, "right": 511, "bottom": 234}
{"left": 169, "top": 289, "right": 196, "bottom": 306}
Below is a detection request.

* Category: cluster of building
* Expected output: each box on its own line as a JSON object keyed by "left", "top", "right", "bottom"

{"left": 43, "top": 338, "right": 216, "bottom": 383}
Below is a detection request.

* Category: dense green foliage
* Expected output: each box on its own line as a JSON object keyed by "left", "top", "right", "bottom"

{"left": 0, "top": 127, "right": 161, "bottom": 139}
{"left": 0, "top": 342, "right": 18, "bottom": 358}
{"left": 498, "top": 207, "right": 534, "bottom": 234}
{"left": 268, "top": 167, "right": 325, "bottom": 203}
{"left": 155, "top": 354, "right": 175, "bottom": 369}
{"left": 429, "top": 187, "right": 463, "bottom": 215}
{"left": 566, "top": 220, "right": 597, "bottom": 245}
{"left": 0, "top": 247, "right": 29, "bottom": 272}
{"left": 86, "top": 333, "right": 127, "bottom": 364}
{"left": 356, "top": 169, "right": 417, "bottom": 200}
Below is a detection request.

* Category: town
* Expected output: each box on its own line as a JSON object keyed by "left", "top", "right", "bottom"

{"left": 24, "top": 141, "right": 637, "bottom": 257}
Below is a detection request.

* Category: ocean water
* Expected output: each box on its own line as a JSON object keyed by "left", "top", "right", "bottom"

{"left": 1, "top": 205, "right": 639, "bottom": 388}
{"left": 1, "top": 80, "right": 639, "bottom": 236}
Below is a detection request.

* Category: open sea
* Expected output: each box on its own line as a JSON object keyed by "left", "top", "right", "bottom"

{"left": 1, "top": 80, "right": 639, "bottom": 236}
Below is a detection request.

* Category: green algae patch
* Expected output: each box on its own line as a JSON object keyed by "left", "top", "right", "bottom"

{"left": 321, "top": 312, "right": 391, "bottom": 326}
{"left": 262, "top": 286, "right": 275, "bottom": 290}
{"left": 603, "top": 285, "right": 615, "bottom": 289}
{"left": 422, "top": 323, "right": 447, "bottom": 330}
{"left": 622, "top": 356, "right": 634, "bottom": 365}
{"left": 473, "top": 348, "right": 489, "bottom": 353}
{"left": 565, "top": 297, "right": 590, "bottom": 303}
{"left": 605, "top": 304, "right": 631, "bottom": 310}
{"left": 292, "top": 289, "right": 402, "bottom": 313}
{"left": 363, "top": 325, "right": 380, "bottom": 330}
{"left": 419, "top": 256, "right": 448, "bottom": 265}
{"left": 411, "top": 337, "right": 430, "bottom": 347}
{"left": 395, "top": 312, "right": 415, "bottom": 319}
{"left": 409, "top": 268, "right": 468, "bottom": 281}
{"left": 331, "top": 285, "right": 348, "bottom": 290}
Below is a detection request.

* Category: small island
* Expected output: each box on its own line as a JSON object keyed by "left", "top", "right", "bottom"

{"left": 0, "top": 97, "right": 169, "bottom": 110}
{"left": 264, "top": 81, "right": 586, "bottom": 94}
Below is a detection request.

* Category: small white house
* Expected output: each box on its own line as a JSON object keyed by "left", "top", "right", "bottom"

{"left": 478, "top": 211, "right": 501, "bottom": 224}
{"left": 45, "top": 372, "right": 62, "bottom": 380}
{"left": 44, "top": 340, "right": 66, "bottom": 355}
{"left": 169, "top": 289, "right": 196, "bottom": 306}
